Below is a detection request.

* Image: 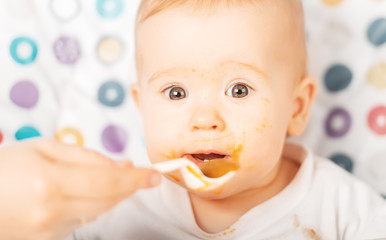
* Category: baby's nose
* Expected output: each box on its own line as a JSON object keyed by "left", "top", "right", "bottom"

{"left": 188, "top": 107, "right": 225, "bottom": 131}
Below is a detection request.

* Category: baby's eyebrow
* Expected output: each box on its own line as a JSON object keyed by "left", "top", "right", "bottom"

{"left": 221, "top": 60, "right": 269, "bottom": 81}
{"left": 147, "top": 67, "right": 189, "bottom": 83}
{"left": 147, "top": 60, "right": 269, "bottom": 83}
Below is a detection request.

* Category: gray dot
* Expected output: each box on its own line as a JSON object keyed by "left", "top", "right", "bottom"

{"left": 329, "top": 153, "right": 354, "bottom": 173}
{"left": 324, "top": 64, "right": 352, "bottom": 93}
{"left": 98, "top": 80, "right": 125, "bottom": 107}
{"left": 367, "top": 18, "right": 386, "bottom": 47}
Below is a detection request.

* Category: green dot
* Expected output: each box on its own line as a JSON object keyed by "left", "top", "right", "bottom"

{"left": 15, "top": 126, "right": 41, "bottom": 140}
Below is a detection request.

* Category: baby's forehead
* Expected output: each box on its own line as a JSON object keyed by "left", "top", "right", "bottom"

{"left": 136, "top": 0, "right": 306, "bottom": 84}
{"left": 136, "top": 0, "right": 303, "bottom": 26}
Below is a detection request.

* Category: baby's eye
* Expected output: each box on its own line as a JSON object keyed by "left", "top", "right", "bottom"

{"left": 225, "top": 83, "right": 252, "bottom": 98}
{"left": 164, "top": 86, "right": 187, "bottom": 100}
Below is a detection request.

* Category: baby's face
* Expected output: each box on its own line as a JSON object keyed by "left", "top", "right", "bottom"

{"left": 134, "top": 3, "right": 305, "bottom": 198}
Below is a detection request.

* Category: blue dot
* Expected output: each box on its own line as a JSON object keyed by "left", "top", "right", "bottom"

{"left": 329, "top": 153, "right": 354, "bottom": 173}
{"left": 98, "top": 80, "right": 126, "bottom": 107}
{"left": 367, "top": 18, "right": 386, "bottom": 47}
{"left": 15, "top": 126, "right": 41, "bottom": 140}
{"left": 96, "top": 0, "right": 124, "bottom": 18}
{"left": 324, "top": 64, "right": 352, "bottom": 93}
{"left": 9, "top": 37, "right": 38, "bottom": 65}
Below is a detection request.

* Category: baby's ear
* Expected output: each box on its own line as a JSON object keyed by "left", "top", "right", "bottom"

{"left": 287, "top": 76, "right": 317, "bottom": 136}
{"left": 130, "top": 82, "right": 141, "bottom": 110}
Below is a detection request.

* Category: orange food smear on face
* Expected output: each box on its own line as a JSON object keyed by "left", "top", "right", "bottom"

{"left": 214, "top": 185, "right": 225, "bottom": 195}
{"left": 231, "top": 144, "right": 243, "bottom": 163}
{"left": 161, "top": 148, "right": 177, "bottom": 159}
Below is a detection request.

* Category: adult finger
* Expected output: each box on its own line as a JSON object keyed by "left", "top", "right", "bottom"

{"left": 57, "top": 164, "right": 161, "bottom": 199}
{"left": 30, "top": 138, "right": 129, "bottom": 167}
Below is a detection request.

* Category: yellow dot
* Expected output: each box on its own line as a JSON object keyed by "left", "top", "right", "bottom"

{"left": 368, "top": 62, "right": 386, "bottom": 89}
{"left": 322, "top": 0, "right": 344, "bottom": 6}
{"left": 192, "top": 69, "right": 196, "bottom": 72}
{"left": 97, "top": 36, "right": 124, "bottom": 64}
{"left": 55, "top": 127, "right": 84, "bottom": 146}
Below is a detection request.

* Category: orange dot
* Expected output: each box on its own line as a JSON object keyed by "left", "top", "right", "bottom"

{"left": 322, "top": 0, "right": 344, "bottom": 6}
{"left": 55, "top": 127, "right": 84, "bottom": 146}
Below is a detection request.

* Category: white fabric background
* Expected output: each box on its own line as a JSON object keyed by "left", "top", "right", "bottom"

{"left": 0, "top": 0, "right": 385, "bottom": 196}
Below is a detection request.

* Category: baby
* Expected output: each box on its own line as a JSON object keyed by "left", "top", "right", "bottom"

{"left": 67, "top": 0, "right": 386, "bottom": 239}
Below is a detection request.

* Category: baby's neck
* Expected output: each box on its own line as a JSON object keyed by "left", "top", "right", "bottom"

{"left": 189, "top": 156, "right": 300, "bottom": 234}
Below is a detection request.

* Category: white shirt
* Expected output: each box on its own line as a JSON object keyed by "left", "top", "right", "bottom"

{"left": 66, "top": 143, "right": 386, "bottom": 240}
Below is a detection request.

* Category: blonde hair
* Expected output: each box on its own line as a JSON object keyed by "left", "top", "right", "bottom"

{"left": 136, "top": 0, "right": 260, "bottom": 26}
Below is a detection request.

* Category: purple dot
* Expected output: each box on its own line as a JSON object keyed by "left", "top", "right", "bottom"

{"left": 325, "top": 107, "right": 352, "bottom": 138}
{"left": 101, "top": 124, "right": 128, "bottom": 153}
{"left": 53, "top": 36, "right": 81, "bottom": 64}
{"left": 10, "top": 80, "right": 39, "bottom": 109}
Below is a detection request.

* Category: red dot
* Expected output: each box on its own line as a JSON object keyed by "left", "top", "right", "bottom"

{"left": 368, "top": 106, "right": 386, "bottom": 135}
{"left": 0, "top": 131, "right": 3, "bottom": 144}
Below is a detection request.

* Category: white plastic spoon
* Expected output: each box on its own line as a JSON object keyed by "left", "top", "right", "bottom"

{"left": 152, "top": 158, "right": 236, "bottom": 191}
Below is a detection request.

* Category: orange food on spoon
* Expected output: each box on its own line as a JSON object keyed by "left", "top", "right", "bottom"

{"left": 199, "top": 159, "right": 239, "bottom": 178}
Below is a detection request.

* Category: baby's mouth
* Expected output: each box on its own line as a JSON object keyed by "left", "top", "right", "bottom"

{"left": 189, "top": 153, "right": 228, "bottom": 164}
{"left": 185, "top": 152, "right": 239, "bottom": 178}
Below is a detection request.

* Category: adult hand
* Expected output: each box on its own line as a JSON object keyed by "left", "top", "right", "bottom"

{"left": 0, "top": 138, "right": 161, "bottom": 240}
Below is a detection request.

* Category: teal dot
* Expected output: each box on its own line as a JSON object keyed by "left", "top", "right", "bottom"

{"left": 15, "top": 126, "right": 41, "bottom": 140}
{"left": 324, "top": 64, "right": 352, "bottom": 93}
{"left": 9, "top": 37, "right": 38, "bottom": 65}
{"left": 96, "top": 0, "right": 123, "bottom": 18}
{"left": 367, "top": 18, "right": 386, "bottom": 47}
{"left": 329, "top": 153, "right": 354, "bottom": 173}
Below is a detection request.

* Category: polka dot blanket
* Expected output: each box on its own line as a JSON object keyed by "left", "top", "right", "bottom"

{"left": 0, "top": 0, "right": 385, "bottom": 196}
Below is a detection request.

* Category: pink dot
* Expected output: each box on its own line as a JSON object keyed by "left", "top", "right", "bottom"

{"left": 0, "top": 131, "right": 3, "bottom": 144}
{"left": 368, "top": 105, "right": 386, "bottom": 135}
{"left": 101, "top": 124, "right": 128, "bottom": 153}
{"left": 10, "top": 80, "right": 39, "bottom": 109}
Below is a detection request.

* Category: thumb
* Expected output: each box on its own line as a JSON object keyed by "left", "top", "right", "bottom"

{"left": 123, "top": 166, "right": 162, "bottom": 192}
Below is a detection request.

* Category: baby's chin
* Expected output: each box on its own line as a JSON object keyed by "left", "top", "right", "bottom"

{"left": 187, "top": 189, "right": 230, "bottom": 200}
{"left": 167, "top": 176, "right": 236, "bottom": 200}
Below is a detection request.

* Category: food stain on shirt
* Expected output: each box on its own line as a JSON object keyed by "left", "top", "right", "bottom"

{"left": 293, "top": 214, "right": 300, "bottom": 228}
{"left": 198, "top": 227, "right": 237, "bottom": 239}
{"left": 293, "top": 214, "right": 323, "bottom": 240}
{"left": 302, "top": 227, "right": 321, "bottom": 240}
